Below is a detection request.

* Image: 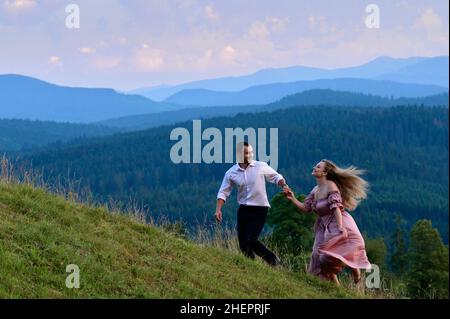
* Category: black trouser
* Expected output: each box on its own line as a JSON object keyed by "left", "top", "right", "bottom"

{"left": 237, "top": 205, "right": 278, "bottom": 265}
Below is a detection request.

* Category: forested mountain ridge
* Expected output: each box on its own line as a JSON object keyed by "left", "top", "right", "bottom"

{"left": 97, "top": 90, "right": 449, "bottom": 131}
{"left": 0, "top": 119, "right": 121, "bottom": 152}
{"left": 164, "top": 78, "right": 447, "bottom": 106}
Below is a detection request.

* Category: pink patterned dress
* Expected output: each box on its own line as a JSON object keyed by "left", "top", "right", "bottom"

{"left": 303, "top": 189, "right": 371, "bottom": 276}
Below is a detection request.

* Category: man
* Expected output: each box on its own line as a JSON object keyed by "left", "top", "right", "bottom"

{"left": 215, "top": 142, "right": 290, "bottom": 266}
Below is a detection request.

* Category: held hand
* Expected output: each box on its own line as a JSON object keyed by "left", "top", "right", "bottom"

{"left": 283, "top": 188, "right": 295, "bottom": 201}
{"left": 215, "top": 209, "right": 222, "bottom": 223}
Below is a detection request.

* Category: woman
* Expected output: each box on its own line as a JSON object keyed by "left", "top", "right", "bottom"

{"left": 284, "top": 159, "right": 371, "bottom": 286}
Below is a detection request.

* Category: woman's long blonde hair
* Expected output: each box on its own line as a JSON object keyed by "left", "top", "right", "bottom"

{"left": 321, "top": 159, "right": 369, "bottom": 211}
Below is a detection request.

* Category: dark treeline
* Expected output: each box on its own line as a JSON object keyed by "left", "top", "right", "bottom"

{"left": 0, "top": 118, "right": 120, "bottom": 152}
{"left": 17, "top": 105, "right": 449, "bottom": 245}
{"left": 96, "top": 90, "right": 449, "bottom": 131}
{"left": 266, "top": 90, "right": 449, "bottom": 110}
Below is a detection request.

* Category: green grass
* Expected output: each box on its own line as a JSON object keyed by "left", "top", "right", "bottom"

{"left": 0, "top": 181, "right": 359, "bottom": 299}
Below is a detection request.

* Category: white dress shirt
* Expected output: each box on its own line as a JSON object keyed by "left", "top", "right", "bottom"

{"left": 217, "top": 160, "right": 284, "bottom": 207}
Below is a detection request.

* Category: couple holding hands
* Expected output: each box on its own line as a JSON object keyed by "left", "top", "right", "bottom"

{"left": 215, "top": 142, "right": 371, "bottom": 286}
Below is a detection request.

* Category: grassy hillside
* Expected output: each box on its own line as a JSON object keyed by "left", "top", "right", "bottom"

{"left": 0, "top": 180, "right": 357, "bottom": 298}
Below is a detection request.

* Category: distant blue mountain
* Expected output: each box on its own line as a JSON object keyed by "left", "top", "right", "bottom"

{"left": 163, "top": 78, "right": 448, "bottom": 107}
{"left": 374, "top": 56, "right": 449, "bottom": 87}
{"left": 0, "top": 74, "right": 180, "bottom": 123}
{"left": 131, "top": 56, "right": 448, "bottom": 101}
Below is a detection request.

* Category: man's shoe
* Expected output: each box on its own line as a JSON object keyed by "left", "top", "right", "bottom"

{"left": 272, "top": 255, "right": 282, "bottom": 267}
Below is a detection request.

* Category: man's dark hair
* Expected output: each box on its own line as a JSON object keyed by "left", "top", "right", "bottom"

{"left": 237, "top": 141, "right": 250, "bottom": 149}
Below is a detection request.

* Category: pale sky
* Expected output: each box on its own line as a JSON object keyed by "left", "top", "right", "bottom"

{"left": 0, "top": 0, "right": 448, "bottom": 90}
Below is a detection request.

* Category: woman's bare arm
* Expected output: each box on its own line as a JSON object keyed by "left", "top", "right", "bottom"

{"left": 286, "top": 189, "right": 311, "bottom": 213}
{"left": 333, "top": 208, "right": 344, "bottom": 230}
